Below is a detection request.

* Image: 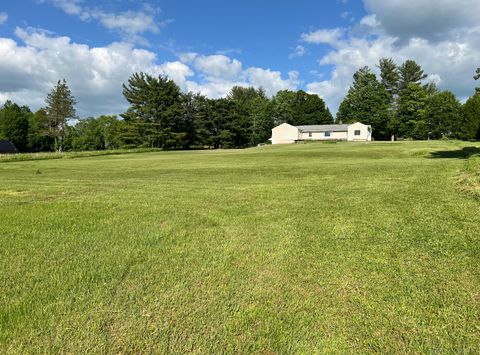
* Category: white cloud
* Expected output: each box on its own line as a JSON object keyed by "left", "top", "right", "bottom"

{"left": 245, "top": 68, "right": 299, "bottom": 96}
{"left": 45, "top": 0, "right": 83, "bottom": 16}
{"left": 0, "top": 12, "right": 8, "bottom": 25}
{"left": 0, "top": 28, "right": 298, "bottom": 117}
{"left": 90, "top": 10, "right": 160, "bottom": 36}
{"left": 193, "top": 54, "right": 242, "bottom": 79}
{"left": 177, "top": 53, "right": 299, "bottom": 98}
{"left": 178, "top": 52, "right": 198, "bottom": 63}
{"left": 359, "top": 14, "right": 379, "bottom": 28}
{"left": 0, "top": 28, "right": 171, "bottom": 116}
{"left": 158, "top": 61, "right": 193, "bottom": 91}
{"left": 41, "top": 1, "right": 163, "bottom": 42}
{"left": 303, "top": 1, "right": 480, "bottom": 114}
{"left": 289, "top": 45, "right": 306, "bottom": 59}
{"left": 301, "top": 28, "right": 345, "bottom": 46}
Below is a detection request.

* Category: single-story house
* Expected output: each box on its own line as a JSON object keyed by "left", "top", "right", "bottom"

{"left": 270, "top": 122, "right": 372, "bottom": 144}
{"left": 0, "top": 141, "right": 19, "bottom": 154}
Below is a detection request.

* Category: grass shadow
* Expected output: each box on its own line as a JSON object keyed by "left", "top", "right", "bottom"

{"left": 429, "top": 146, "right": 480, "bottom": 159}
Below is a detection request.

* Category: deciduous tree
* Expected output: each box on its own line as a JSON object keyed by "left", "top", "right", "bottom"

{"left": 28, "top": 109, "right": 54, "bottom": 152}
{"left": 0, "top": 101, "right": 31, "bottom": 152}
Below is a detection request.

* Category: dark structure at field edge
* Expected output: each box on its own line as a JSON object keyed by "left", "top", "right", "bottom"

{"left": 0, "top": 141, "right": 19, "bottom": 154}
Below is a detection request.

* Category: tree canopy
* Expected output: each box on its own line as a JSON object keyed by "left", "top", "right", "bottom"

{"left": 399, "top": 60, "right": 428, "bottom": 91}
{"left": 1, "top": 62, "right": 480, "bottom": 153}
{"left": 337, "top": 66, "right": 390, "bottom": 139}
{"left": 45, "top": 79, "right": 77, "bottom": 152}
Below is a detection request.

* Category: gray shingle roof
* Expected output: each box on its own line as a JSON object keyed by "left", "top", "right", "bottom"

{"left": 296, "top": 124, "right": 350, "bottom": 132}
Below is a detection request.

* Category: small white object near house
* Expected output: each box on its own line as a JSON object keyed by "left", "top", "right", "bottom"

{"left": 270, "top": 122, "right": 372, "bottom": 144}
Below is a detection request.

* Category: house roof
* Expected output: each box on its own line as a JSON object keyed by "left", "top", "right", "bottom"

{"left": 0, "top": 141, "right": 19, "bottom": 154}
{"left": 296, "top": 124, "right": 350, "bottom": 132}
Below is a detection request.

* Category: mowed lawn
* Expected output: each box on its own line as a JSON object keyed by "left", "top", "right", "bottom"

{"left": 1, "top": 141, "right": 479, "bottom": 353}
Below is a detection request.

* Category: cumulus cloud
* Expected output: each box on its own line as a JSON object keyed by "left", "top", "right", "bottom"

{"left": 303, "top": 1, "right": 480, "bottom": 114}
{"left": 301, "top": 28, "right": 345, "bottom": 46}
{"left": 41, "top": 1, "right": 163, "bottom": 42}
{"left": 44, "top": 0, "right": 83, "bottom": 16}
{"left": 90, "top": 10, "right": 160, "bottom": 36}
{"left": 0, "top": 28, "right": 298, "bottom": 117}
{"left": 175, "top": 52, "right": 299, "bottom": 98}
{"left": 0, "top": 12, "right": 7, "bottom": 25}
{"left": 193, "top": 55, "right": 242, "bottom": 79}
{"left": 0, "top": 28, "right": 170, "bottom": 116}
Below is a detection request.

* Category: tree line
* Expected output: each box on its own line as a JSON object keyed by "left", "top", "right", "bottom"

{"left": 338, "top": 60, "right": 480, "bottom": 140}
{"left": 0, "top": 75, "right": 333, "bottom": 152}
{"left": 1, "top": 64, "right": 479, "bottom": 152}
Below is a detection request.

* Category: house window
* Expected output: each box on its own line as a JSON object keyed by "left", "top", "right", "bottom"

{"left": 325, "top": 131, "right": 331, "bottom": 137}
{"left": 354, "top": 130, "right": 361, "bottom": 136}
{"left": 308, "top": 132, "right": 312, "bottom": 137}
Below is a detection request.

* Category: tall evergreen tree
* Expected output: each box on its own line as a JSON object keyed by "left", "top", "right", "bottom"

{"left": 378, "top": 58, "right": 400, "bottom": 101}
{"left": 395, "top": 83, "right": 428, "bottom": 139}
{"left": 456, "top": 92, "right": 480, "bottom": 140}
{"left": 272, "top": 90, "right": 296, "bottom": 125}
{"left": 195, "top": 98, "right": 236, "bottom": 148}
{"left": 227, "top": 86, "right": 266, "bottom": 147}
{"left": 423, "top": 91, "right": 461, "bottom": 139}
{"left": 272, "top": 90, "right": 332, "bottom": 127}
{"left": 181, "top": 92, "right": 204, "bottom": 149}
{"left": 45, "top": 79, "right": 77, "bottom": 152}
{"left": 399, "top": 60, "right": 428, "bottom": 91}
{"left": 474, "top": 68, "right": 480, "bottom": 80}
{"left": 122, "top": 73, "right": 185, "bottom": 149}
{"left": 250, "top": 93, "right": 274, "bottom": 145}
{"left": 293, "top": 90, "right": 333, "bottom": 125}
{"left": 336, "top": 66, "right": 390, "bottom": 139}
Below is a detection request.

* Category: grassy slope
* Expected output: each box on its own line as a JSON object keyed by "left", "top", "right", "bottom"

{"left": 0, "top": 141, "right": 479, "bottom": 353}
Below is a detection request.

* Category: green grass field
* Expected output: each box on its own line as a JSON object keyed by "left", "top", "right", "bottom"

{"left": 1, "top": 141, "right": 479, "bottom": 353}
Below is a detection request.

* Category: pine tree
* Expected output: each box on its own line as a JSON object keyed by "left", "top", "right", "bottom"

{"left": 378, "top": 58, "right": 400, "bottom": 101}
{"left": 272, "top": 90, "right": 296, "bottom": 125}
{"left": 423, "top": 91, "right": 461, "bottom": 139}
{"left": 398, "top": 60, "right": 428, "bottom": 91}
{"left": 293, "top": 90, "right": 333, "bottom": 125}
{"left": 45, "top": 79, "right": 77, "bottom": 152}
{"left": 122, "top": 73, "right": 185, "bottom": 149}
{"left": 396, "top": 83, "right": 428, "bottom": 139}
{"left": 457, "top": 92, "right": 480, "bottom": 140}
{"left": 336, "top": 66, "right": 390, "bottom": 139}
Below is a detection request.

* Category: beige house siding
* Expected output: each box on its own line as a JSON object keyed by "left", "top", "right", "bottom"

{"left": 347, "top": 122, "right": 372, "bottom": 141}
{"left": 271, "top": 123, "right": 300, "bottom": 144}
{"left": 271, "top": 122, "right": 371, "bottom": 144}
{"left": 299, "top": 131, "right": 347, "bottom": 140}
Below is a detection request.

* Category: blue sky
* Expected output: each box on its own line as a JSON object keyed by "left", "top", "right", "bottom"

{"left": 0, "top": 0, "right": 479, "bottom": 117}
